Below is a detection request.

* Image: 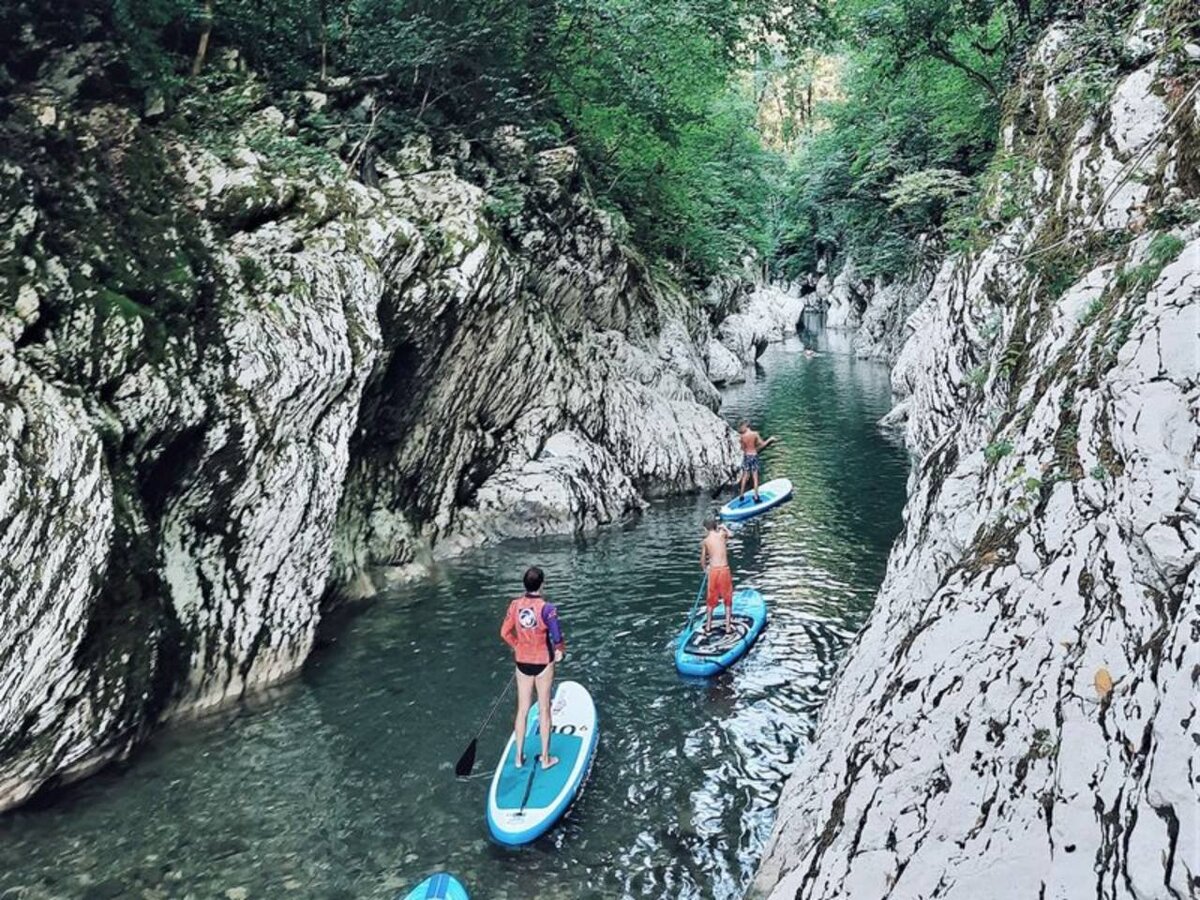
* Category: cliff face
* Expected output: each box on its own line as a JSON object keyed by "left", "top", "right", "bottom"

{"left": 0, "top": 54, "right": 748, "bottom": 810}
{"left": 758, "top": 10, "right": 1198, "bottom": 899}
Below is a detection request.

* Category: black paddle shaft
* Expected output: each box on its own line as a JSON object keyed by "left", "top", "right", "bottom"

{"left": 455, "top": 671, "right": 515, "bottom": 777}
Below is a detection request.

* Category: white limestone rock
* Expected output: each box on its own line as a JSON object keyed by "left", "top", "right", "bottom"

{"left": 757, "top": 11, "right": 1200, "bottom": 898}
{"left": 824, "top": 259, "right": 870, "bottom": 330}
{"left": 707, "top": 338, "right": 745, "bottom": 385}
{"left": 853, "top": 271, "right": 934, "bottom": 362}
{"left": 717, "top": 283, "right": 806, "bottom": 364}
{"left": 0, "top": 102, "right": 741, "bottom": 809}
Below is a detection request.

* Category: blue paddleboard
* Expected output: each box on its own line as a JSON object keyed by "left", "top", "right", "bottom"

{"left": 719, "top": 477, "right": 793, "bottom": 521}
{"left": 486, "top": 680, "right": 598, "bottom": 846}
{"left": 400, "top": 872, "right": 469, "bottom": 900}
{"left": 675, "top": 587, "right": 767, "bottom": 677}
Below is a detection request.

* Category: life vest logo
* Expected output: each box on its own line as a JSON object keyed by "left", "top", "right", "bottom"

{"left": 518, "top": 607, "right": 538, "bottom": 629}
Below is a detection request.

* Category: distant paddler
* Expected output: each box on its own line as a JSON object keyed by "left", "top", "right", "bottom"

{"left": 499, "top": 566, "right": 565, "bottom": 771}
{"left": 737, "top": 420, "right": 780, "bottom": 504}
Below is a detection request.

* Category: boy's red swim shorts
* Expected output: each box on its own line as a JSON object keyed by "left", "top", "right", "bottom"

{"left": 706, "top": 565, "right": 733, "bottom": 610}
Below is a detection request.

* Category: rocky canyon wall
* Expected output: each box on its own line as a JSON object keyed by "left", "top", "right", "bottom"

{"left": 0, "top": 46, "right": 794, "bottom": 810}
{"left": 757, "top": 8, "right": 1198, "bottom": 899}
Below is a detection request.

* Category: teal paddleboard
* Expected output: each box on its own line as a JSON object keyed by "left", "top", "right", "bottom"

{"left": 719, "top": 477, "right": 793, "bottom": 521}
{"left": 486, "top": 680, "right": 598, "bottom": 845}
{"left": 675, "top": 587, "right": 767, "bottom": 676}
{"left": 399, "top": 872, "right": 468, "bottom": 900}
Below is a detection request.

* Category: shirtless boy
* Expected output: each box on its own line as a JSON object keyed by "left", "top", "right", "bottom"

{"left": 700, "top": 517, "right": 735, "bottom": 635}
{"left": 737, "top": 421, "right": 779, "bottom": 503}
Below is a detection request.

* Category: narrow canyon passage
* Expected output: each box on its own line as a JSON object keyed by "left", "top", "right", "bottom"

{"left": 0, "top": 333, "right": 906, "bottom": 899}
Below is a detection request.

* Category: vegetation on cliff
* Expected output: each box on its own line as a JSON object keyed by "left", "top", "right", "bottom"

{"left": 2, "top": 0, "right": 826, "bottom": 281}
{"left": 3, "top": 0, "right": 1195, "bottom": 288}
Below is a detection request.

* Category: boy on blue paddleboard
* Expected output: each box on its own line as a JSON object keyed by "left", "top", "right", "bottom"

{"left": 737, "top": 421, "right": 779, "bottom": 504}
{"left": 500, "top": 566, "right": 565, "bottom": 770}
{"left": 700, "top": 518, "right": 735, "bottom": 636}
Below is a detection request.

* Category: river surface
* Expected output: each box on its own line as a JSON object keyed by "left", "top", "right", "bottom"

{"left": 0, "top": 333, "right": 908, "bottom": 900}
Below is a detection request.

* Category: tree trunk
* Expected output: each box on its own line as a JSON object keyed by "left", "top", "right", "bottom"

{"left": 930, "top": 45, "right": 1000, "bottom": 103}
{"left": 191, "top": 0, "right": 214, "bottom": 77}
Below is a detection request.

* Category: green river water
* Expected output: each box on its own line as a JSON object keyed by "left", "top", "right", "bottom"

{"left": 0, "top": 328, "right": 909, "bottom": 899}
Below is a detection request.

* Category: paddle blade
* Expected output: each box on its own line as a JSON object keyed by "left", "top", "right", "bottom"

{"left": 455, "top": 739, "right": 477, "bottom": 778}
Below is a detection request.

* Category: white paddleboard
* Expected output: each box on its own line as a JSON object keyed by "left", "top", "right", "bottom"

{"left": 486, "top": 680, "right": 598, "bottom": 845}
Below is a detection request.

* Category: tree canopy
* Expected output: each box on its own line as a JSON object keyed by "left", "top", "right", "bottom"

{"left": 2, "top": 0, "right": 1131, "bottom": 285}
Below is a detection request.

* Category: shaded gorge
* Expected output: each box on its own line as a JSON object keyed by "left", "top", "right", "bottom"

{"left": 0, "top": 335, "right": 908, "bottom": 899}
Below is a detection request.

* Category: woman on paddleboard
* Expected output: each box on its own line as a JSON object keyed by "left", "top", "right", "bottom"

{"left": 500, "top": 566, "right": 565, "bottom": 770}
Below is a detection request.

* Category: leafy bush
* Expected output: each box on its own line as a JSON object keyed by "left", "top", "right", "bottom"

{"left": 985, "top": 439, "right": 1014, "bottom": 464}
{"left": 773, "top": 0, "right": 1063, "bottom": 281}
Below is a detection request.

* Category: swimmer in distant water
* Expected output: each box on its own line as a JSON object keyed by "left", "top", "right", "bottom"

{"left": 700, "top": 517, "right": 735, "bottom": 635}
{"left": 737, "top": 421, "right": 779, "bottom": 504}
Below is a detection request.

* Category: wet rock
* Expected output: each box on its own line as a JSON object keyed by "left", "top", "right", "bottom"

{"left": 81, "top": 879, "right": 128, "bottom": 900}
{"left": 0, "top": 70, "right": 743, "bottom": 808}
{"left": 757, "top": 14, "right": 1199, "bottom": 899}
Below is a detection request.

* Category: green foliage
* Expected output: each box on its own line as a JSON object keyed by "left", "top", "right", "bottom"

{"left": 1118, "top": 232, "right": 1186, "bottom": 295}
{"left": 774, "top": 0, "right": 1060, "bottom": 280}
{"left": 9, "top": 0, "right": 832, "bottom": 281}
{"left": 884, "top": 168, "right": 975, "bottom": 212}
{"left": 237, "top": 255, "right": 266, "bottom": 287}
{"left": 532, "top": 1, "right": 813, "bottom": 277}
{"left": 1079, "top": 295, "right": 1106, "bottom": 327}
{"left": 483, "top": 178, "right": 526, "bottom": 221}
{"left": 1103, "top": 312, "right": 1136, "bottom": 361}
{"left": 984, "top": 439, "right": 1013, "bottom": 464}
{"left": 9, "top": 0, "right": 1162, "bottom": 293}
{"left": 997, "top": 330, "right": 1027, "bottom": 380}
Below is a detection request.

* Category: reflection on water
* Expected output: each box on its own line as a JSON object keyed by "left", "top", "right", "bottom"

{"left": 0, "top": 337, "right": 908, "bottom": 900}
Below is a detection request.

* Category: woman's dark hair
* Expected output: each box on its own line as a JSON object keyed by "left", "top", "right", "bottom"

{"left": 523, "top": 566, "right": 544, "bottom": 592}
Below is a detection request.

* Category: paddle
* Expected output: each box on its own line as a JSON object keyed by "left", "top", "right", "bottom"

{"left": 455, "top": 671, "right": 516, "bottom": 778}
{"left": 709, "top": 477, "right": 735, "bottom": 500}
{"left": 686, "top": 571, "right": 709, "bottom": 630}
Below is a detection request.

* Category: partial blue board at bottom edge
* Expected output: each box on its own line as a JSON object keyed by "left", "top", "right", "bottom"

{"left": 400, "top": 872, "right": 469, "bottom": 900}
